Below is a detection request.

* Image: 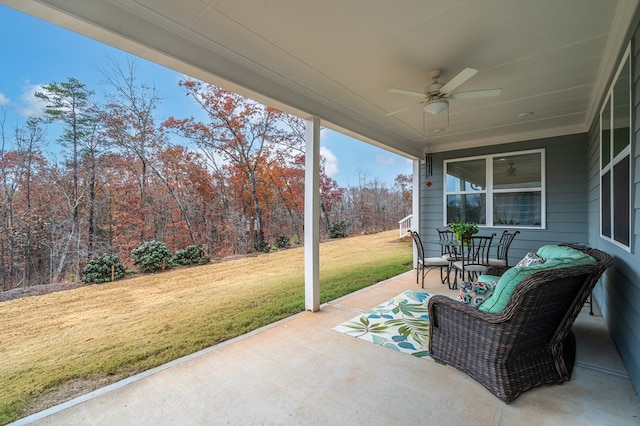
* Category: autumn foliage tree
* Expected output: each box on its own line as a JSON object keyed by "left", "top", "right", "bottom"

{"left": 0, "top": 58, "right": 411, "bottom": 291}
{"left": 163, "top": 80, "right": 305, "bottom": 250}
{"left": 0, "top": 117, "right": 49, "bottom": 287}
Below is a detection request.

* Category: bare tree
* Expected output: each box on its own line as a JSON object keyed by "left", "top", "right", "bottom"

{"left": 102, "top": 56, "right": 200, "bottom": 245}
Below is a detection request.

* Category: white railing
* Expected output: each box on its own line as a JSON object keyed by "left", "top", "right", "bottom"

{"left": 398, "top": 214, "right": 413, "bottom": 238}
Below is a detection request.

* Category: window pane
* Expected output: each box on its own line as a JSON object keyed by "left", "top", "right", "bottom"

{"left": 613, "top": 57, "right": 630, "bottom": 157}
{"left": 493, "top": 153, "right": 542, "bottom": 190}
{"left": 601, "top": 171, "right": 611, "bottom": 238}
{"left": 494, "top": 192, "right": 542, "bottom": 226}
{"left": 601, "top": 97, "right": 611, "bottom": 167}
{"left": 600, "top": 49, "right": 630, "bottom": 247}
{"left": 446, "top": 159, "right": 486, "bottom": 192}
{"left": 613, "top": 155, "right": 630, "bottom": 245}
{"left": 446, "top": 194, "right": 486, "bottom": 225}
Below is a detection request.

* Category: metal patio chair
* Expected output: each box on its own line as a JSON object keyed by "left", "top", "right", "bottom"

{"left": 488, "top": 230, "right": 520, "bottom": 267}
{"left": 409, "top": 231, "right": 449, "bottom": 288}
{"left": 450, "top": 233, "right": 496, "bottom": 286}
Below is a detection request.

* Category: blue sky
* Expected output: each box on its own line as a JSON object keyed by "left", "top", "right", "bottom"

{"left": 0, "top": 6, "right": 412, "bottom": 188}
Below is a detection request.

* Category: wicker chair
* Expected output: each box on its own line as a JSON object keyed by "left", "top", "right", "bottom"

{"left": 427, "top": 243, "right": 613, "bottom": 403}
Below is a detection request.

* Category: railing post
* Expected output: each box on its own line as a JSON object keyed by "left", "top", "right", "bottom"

{"left": 398, "top": 214, "right": 413, "bottom": 238}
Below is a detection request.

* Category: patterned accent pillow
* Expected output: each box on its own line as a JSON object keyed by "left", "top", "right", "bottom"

{"left": 457, "top": 281, "right": 497, "bottom": 308}
{"left": 516, "top": 252, "right": 546, "bottom": 267}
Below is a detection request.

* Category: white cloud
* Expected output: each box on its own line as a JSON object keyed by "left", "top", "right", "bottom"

{"left": 320, "top": 146, "right": 339, "bottom": 177}
{"left": 0, "top": 93, "right": 9, "bottom": 106}
{"left": 374, "top": 154, "right": 396, "bottom": 166}
{"left": 17, "top": 83, "right": 47, "bottom": 117}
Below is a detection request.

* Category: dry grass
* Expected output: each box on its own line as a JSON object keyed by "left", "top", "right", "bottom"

{"left": 0, "top": 230, "right": 412, "bottom": 423}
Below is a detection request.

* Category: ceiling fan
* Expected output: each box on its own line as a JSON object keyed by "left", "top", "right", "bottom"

{"left": 386, "top": 68, "right": 502, "bottom": 116}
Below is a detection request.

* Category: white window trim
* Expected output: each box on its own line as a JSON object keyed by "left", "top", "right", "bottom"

{"left": 599, "top": 42, "right": 632, "bottom": 252}
{"left": 443, "top": 149, "right": 546, "bottom": 229}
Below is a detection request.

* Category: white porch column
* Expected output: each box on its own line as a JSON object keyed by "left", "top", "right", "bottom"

{"left": 411, "top": 159, "right": 421, "bottom": 269}
{"left": 305, "top": 117, "right": 321, "bottom": 312}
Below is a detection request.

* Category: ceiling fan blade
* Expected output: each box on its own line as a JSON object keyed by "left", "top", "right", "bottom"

{"left": 387, "top": 88, "right": 424, "bottom": 98}
{"left": 440, "top": 67, "right": 478, "bottom": 94}
{"left": 448, "top": 88, "right": 502, "bottom": 99}
{"left": 386, "top": 102, "right": 422, "bottom": 116}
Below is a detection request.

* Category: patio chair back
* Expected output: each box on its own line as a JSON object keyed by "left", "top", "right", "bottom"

{"left": 409, "top": 230, "right": 449, "bottom": 287}
{"left": 453, "top": 233, "right": 496, "bottom": 283}
{"left": 436, "top": 228, "right": 455, "bottom": 257}
{"left": 410, "top": 230, "right": 425, "bottom": 262}
{"left": 466, "top": 234, "right": 495, "bottom": 265}
{"left": 489, "top": 230, "right": 520, "bottom": 267}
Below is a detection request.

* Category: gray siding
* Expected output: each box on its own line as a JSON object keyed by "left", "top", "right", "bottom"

{"left": 421, "top": 134, "right": 590, "bottom": 267}
{"left": 418, "top": 2, "right": 640, "bottom": 399}
{"left": 586, "top": 21, "right": 640, "bottom": 395}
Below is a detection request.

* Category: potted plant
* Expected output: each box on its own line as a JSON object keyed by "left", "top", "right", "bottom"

{"left": 448, "top": 220, "right": 479, "bottom": 243}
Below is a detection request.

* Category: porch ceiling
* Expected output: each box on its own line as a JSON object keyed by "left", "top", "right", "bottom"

{"left": 4, "top": 0, "right": 638, "bottom": 158}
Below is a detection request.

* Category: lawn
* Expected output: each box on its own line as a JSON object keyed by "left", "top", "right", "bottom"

{"left": 0, "top": 230, "right": 412, "bottom": 424}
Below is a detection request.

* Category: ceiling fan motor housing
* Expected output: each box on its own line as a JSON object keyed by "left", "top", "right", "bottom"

{"left": 425, "top": 82, "right": 444, "bottom": 96}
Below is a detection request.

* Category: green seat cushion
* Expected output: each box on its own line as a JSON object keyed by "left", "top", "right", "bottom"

{"left": 478, "top": 260, "right": 565, "bottom": 313}
{"left": 478, "top": 245, "right": 596, "bottom": 314}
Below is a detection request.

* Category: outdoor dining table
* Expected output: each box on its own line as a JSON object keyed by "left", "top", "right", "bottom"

{"left": 431, "top": 237, "right": 501, "bottom": 289}
{"left": 430, "top": 237, "right": 502, "bottom": 250}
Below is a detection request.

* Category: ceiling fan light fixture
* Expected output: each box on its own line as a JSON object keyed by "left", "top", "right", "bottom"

{"left": 423, "top": 99, "right": 448, "bottom": 115}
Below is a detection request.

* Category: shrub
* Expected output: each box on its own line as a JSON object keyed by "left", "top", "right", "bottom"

{"left": 254, "top": 241, "right": 270, "bottom": 253}
{"left": 82, "top": 253, "right": 127, "bottom": 283}
{"left": 329, "top": 221, "right": 350, "bottom": 238}
{"left": 172, "top": 245, "right": 210, "bottom": 266}
{"left": 275, "top": 236, "right": 290, "bottom": 249}
{"left": 132, "top": 240, "right": 172, "bottom": 273}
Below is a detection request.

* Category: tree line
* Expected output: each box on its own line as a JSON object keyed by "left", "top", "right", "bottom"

{"left": 0, "top": 57, "right": 411, "bottom": 291}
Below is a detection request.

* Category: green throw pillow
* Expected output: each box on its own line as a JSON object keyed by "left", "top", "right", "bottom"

{"left": 477, "top": 274, "right": 501, "bottom": 283}
{"left": 536, "top": 244, "right": 596, "bottom": 265}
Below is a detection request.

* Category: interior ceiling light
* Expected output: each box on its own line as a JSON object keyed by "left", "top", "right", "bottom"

{"left": 424, "top": 99, "right": 449, "bottom": 115}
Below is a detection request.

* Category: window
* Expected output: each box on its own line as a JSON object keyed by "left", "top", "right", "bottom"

{"left": 600, "top": 44, "right": 631, "bottom": 250}
{"left": 444, "top": 149, "right": 545, "bottom": 228}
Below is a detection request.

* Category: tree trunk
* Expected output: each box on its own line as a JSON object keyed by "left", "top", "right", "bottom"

{"left": 87, "top": 163, "right": 96, "bottom": 259}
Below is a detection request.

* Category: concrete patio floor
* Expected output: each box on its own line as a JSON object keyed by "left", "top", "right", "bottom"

{"left": 15, "top": 270, "right": 640, "bottom": 425}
